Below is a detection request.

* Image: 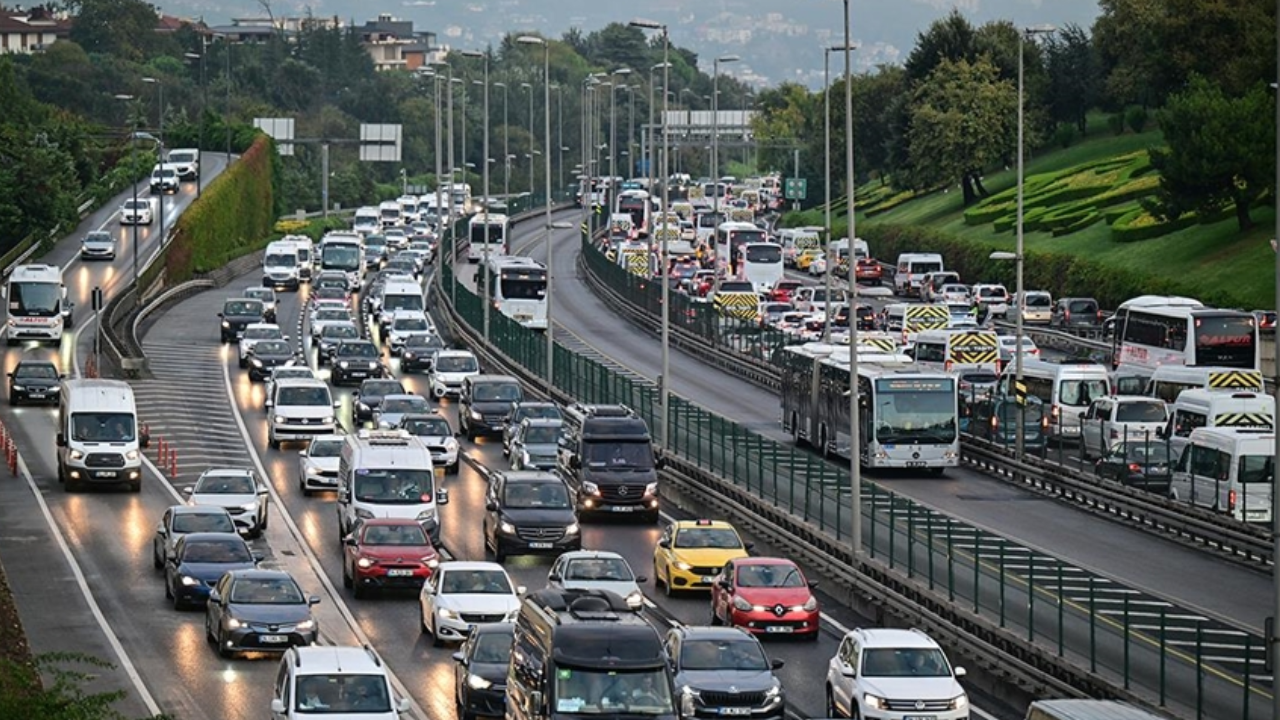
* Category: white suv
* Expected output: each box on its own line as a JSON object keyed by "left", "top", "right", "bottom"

{"left": 268, "top": 378, "right": 338, "bottom": 450}
{"left": 272, "top": 645, "right": 410, "bottom": 719}
{"left": 183, "top": 469, "right": 269, "bottom": 539}
{"left": 825, "top": 628, "right": 968, "bottom": 720}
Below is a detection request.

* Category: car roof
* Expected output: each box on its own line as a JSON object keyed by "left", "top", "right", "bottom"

{"left": 558, "top": 550, "right": 626, "bottom": 562}
{"left": 199, "top": 468, "right": 254, "bottom": 478}
{"left": 180, "top": 531, "right": 247, "bottom": 543}
{"left": 276, "top": 377, "right": 327, "bottom": 389}
{"left": 307, "top": 434, "right": 347, "bottom": 443}
{"left": 852, "top": 627, "right": 940, "bottom": 649}
{"left": 14, "top": 359, "right": 57, "bottom": 368}
{"left": 358, "top": 517, "right": 432, "bottom": 529}
{"left": 171, "top": 504, "right": 233, "bottom": 516}
{"left": 672, "top": 519, "right": 736, "bottom": 530}
{"left": 734, "top": 556, "right": 796, "bottom": 567}
{"left": 521, "top": 418, "right": 563, "bottom": 428}
{"left": 438, "top": 560, "right": 507, "bottom": 572}
{"left": 499, "top": 470, "right": 562, "bottom": 483}
{"left": 292, "top": 646, "right": 388, "bottom": 676}
{"left": 224, "top": 568, "right": 295, "bottom": 582}
{"left": 382, "top": 393, "right": 426, "bottom": 402}
{"left": 673, "top": 626, "right": 757, "bottom": 642}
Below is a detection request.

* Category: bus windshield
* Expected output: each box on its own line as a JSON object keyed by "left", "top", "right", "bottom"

{"left": 1194, "top": 315, "right": 1257, "bottom": 367}
{"left": 322, "top": 245, "right": 360, "bottom": 271}
{"left": 874, "top": 379, "right": 956, "bottom": 444}
{"left": 8, "top": 281, "right": 60, "bottom": 317}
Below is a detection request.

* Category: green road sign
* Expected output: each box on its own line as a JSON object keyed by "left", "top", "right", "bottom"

{"left": 784, "top": 177, "right": 807, "bottom": 200}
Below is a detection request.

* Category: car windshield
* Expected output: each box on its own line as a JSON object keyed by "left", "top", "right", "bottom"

{"left": 565, "top": 557, "right": 634, "bottom": 582}
{"left": 735, "top": 564, "right": 804, "bottom": 588}
{"left": 315, "top": 287, "right": 347, "bottom": 300}
{"left": 860, "top": 648, "right": 951, "bottom": 678}
{"left": 471, "top": 631, "right": 515, "bottom": 663}
{"left": 223, "top": 301, "right": 262, "bottom": 316}
{"left": 382, "top": 397, "right": 429, "bottom": 414}
{"left": 362, "top": 381, "right": 404, "bottom": 399}
{"left": 273, "top": 369, "right": 313, "bottom": 382}
{"left": 1115, "top": 402, "right": 1167, "bottom": 423}
{"left": 339, "top": 343, "right": 377, "bottom": 358}
{"left": 244, "top": 289, "right": 274, "bottom": 301}
{"left": 230, "top": 577, "right": 304, "bottom": 604}
{"left": 316, "top": 310, "right": 349, "bottom": 322}
{"left": 583, "top": 440, "right": 654, "bottom": 470}
{"left": 361, "top": 523, "right": 428, "bottom": 546}
{"left": 71, "top": 412, "right": 136, "bottom": 442}
{"left": 1058, "top": 379, "right": 1109, "bottom": 407}
{"left": 383, "top": 294, "right": 424, "bottom": 312}
{"left": 309, "top": 439, "right": 345, "bottom": 458}
{"left": 437, "top": 356, "right": 478, "bottom": 372}
{"left": 474, "top": 383, "right": 522, "bottom": 402}
{"left": 196, "top": 474, "right": 255, "bottom": 494}
{"left": 279, "top": 386, "right": 330, "bottom": 406}
{"left": 406, "top": 335, "right": 442, "bottom": 349}
{"left": 15, "top": 364, "right": 57, "bottom": 379}
{"left": 1025, "top": 294, "right": 1051, "bottom": 307}
{"left": 244, "top": 327, "right": 280, "bottom": 340}
{"left": 554, "top": 668, "right": 673, "bottom": 715}
{"left": 264, "top": 253, "right": 294, "bottom": 268}
{"left": 171, "top": 513, "right": 235, "bottom": 534}
{"left": 504, "top": 481, "right": 571, "bottom": 509}
{"left": 523, "top": 426, "right": 560, "bottom": 445}
{"left": 294, "top": 675, "right": 391, "bottom": 714}
{"left": 442, "top": 569, "right": 512, "bottom": 595}
{"left": 124, "top": 200, "right": 147, "bottom": 211}
{"left": 353, "top": 469, "right": 433, "bottom": 504}
{"left": 403, "top": 417, "right": 451, "bottom": 436}
{"left": 254, "top": 341, "right": 291, "bottom": 355}
{"left": 183, "top": 540, "right": 252, "bottom": 564}
{"left": 393, "top": 317, "right": 430, "bottom": 331}
{"left": 85, "top": 232, "right": 111, "bottom": 243}
{"left": 680, "top": 638, "right": 769, "bottom": 671}
{"left": 675, "top": 528, "right": 742, "bottom": 549}
{"left": 516, "top": 405, "right": 561, "bottom": 421}
{"left": 323, "top": 325, "right": 359, "bottom": 339}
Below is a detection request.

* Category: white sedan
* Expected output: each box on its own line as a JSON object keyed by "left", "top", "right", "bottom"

{"left": 120, "top": 198, "right": 153, "bottom": 225}
{"left": 808, "top": 256, "right": 828, "bottom": 276}
{"left": 182, "top": 469, "right": 269, "bottom": 539}
{"left": 420, "top": 562, "right": 523, "bottom": 647}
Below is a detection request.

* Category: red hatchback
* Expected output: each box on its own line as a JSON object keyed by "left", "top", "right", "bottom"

{"left": 342, "top": 518, "right": 440, "bottom": 598}
{"left": 770, "top": 280, "right": 803, "bottom": 303}
{"left": 710, "top": 557, "right": 820, "bottom": 640}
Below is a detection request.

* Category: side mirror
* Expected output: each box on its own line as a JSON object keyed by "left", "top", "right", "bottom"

{"left": 338, "top": 491, "right": 351, "bottom": 504}
{"left": 252, "top": 551, "right": 266, "bottom": 563}
{"left": 635, "top": 575, "right": 648, "bottom": 584}
{"left": 308, "top": 595, "right": 321, "bottom": 605}
{"left": 436, "top": 489, "right": 449, "bottom": 505}
{"left": 452, "top": 652, "right": 467, "bottom": 664}
{"left": 841, "top": 665, "right": 856, "bottom": 678}
{"left": 298, "top": 450, "right": 308, "bottom": 458}
{"left": 217, "top": 312, "right": 224, "bottom": 318}
{"left": 770, "top": 659, "right": 785, "bottom": 670}
{"left": 954, "top": 667, "right": 967, "bottom": 678}
{"left": 56, "top": 433, "right": 66, "bottom": 447}
{"left": 808, "top": 581, "right": 819, "bottom": 589}
{"left": 257, "top": 486, "right": 269, "bottom": 495}
{"left": 485, "top": 500, "right": 497, "bottom": 511}
{"left": 547, "top": 572, "right": 561, "bottom": 582}
{"left": 744, "top": 542, "right": 755, "bottom": 551}
{"left": 516, "top": 585, "right": 527, "bottom": 595}
{"left": 140, "top": 431, "right": 151, "bottom": 448}
{"left": 155, "top": 522, "right": 166, "bottom": 535}
{"left": 657, "top": 538, "right": 670, "bottom": 549}
{"left": 397, "top": 698, "right": 411, "bottom": 714}
{"left": 264, "top": 399, "right": 274, "bottom": 408}
{"left": 1156, "top": 426, "right": 1166, "bottom": 438}
{"left": 271, "top": 699, "right": 287, "bottom": 714}
{"left": 182, "top": 487, "right": 194, "bottom": 495}
{"left": 333, "top": 400, "right": 342, "bottom": 408}
{"left": 208, "top": 590, "right": 222, "bottom": 604}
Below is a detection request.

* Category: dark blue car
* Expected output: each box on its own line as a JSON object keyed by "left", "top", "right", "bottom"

{"left": 164, "top": 532, "right": 258, "bottom": 610}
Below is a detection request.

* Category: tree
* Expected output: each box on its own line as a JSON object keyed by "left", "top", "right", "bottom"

{"left": 0, "top": 652, "right": 170, "bottom": 720}
{"left": 1148, "top": 76, "right": 1274, "bottom": 231}
{"left": 906, "top": 58, "right": 1016, "bottom": 205}
{"left": 66, "top": 0, "right": 165, "bottom": 62}
{"left": 904, "top": 9, "right": 977, "bottom": 83}
{"left": 1044, "top": 25, "right": 1098, "bottom": 134}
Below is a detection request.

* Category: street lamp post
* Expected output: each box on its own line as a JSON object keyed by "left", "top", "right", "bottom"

{"left": 446, "top": 66, "right": 458, "bottom": 302}
{"left": 142, "top": 77, "right": 166, "bottom": 248}
{"left": 461, "top": 50, "right": 492, "bottom": 340}
{"left": 115, "top": 94, "right": 140, "bottom": 289}
{"left": 712, "top": 55, "right": 740, "bottom": 218}
{"left": 647, "top": 63, "right": 670, "bottom": 194}
{"left": 495, "top": 81, "right": 509, "bottom": 200}
{"left": 222, "top": 35, "right": 232, "bottom": 159}
{"left": 182, "top": 46, "right": 206, "bottom": 197}
{"left": 632, "top": 19, "right": 671, "bottom": 447}
{"left": 517, "top": 35, "right": 558, "bottom": 390}
{"left": 840, "top": 0, "right": 861, "bottom": 557}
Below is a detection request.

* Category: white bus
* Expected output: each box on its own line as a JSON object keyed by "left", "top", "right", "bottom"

{"left": 1112, "top": 298, "right": 1259, "bottom": 376}
{"left": 714, "top": 221, "right": 767, "bottom": 276}
{"left": 779, "top": 344, "right": 961, "bottom": 473}
{"left": 736, "top": 242, "right": 783, "bottom": 293}
{"left": 5, "top": 264, "right": 70, "bottom": 345}
{"left": 615, "top": 189, "right": 652, "bottom": 237}
{"left": 378, "top": 200, "right": 402, "bottom": 229}
{"left": 450, "top": 183, "right": 474, "bottom": 217}
{"left": 468, "top": 213, "right": 510, "bottom": 263}
{"left": 486, "top": 256, "right": 548, "bottom": 330}
{"left": 317, "top": 233, "right": 364, "bottom": 291}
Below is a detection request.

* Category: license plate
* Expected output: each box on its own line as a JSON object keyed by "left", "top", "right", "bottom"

{"left": 905, "top": 461, "right": 927, "bottom": 467}
{"left": 765, "top": 626, "right": 793, "bottom": 634}
{"left": 98, "top": 471, "right": 117, "bottom": 478}
{"left": 720, "top": 709, "right": 752, "bottom": 716}
{"left": 28, "top": 393, "right": 44, "bottom": 399}
{"left": 259, "top": 635, "right": 288, "bottom": 644}
{"left": 609, "top": 506, "right": 638, "bottom": 512}
{"left": 904, "top": 716, "right": 936, "bottom": 720}
{"left": 529, "top": 542, "right": 554, "bottom": 549}
{"left": 386, "top": 569, "right": 415, "bottom": 577}
{"left": 700, "top": 576, "right": 717, "bottom": 584}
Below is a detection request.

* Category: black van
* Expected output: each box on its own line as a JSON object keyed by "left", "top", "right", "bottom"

{"left": 557, "top": 404, "right": 661, "bottom": 523}
{"left": 459, "top": 374, "right": 525, "bottom": 439}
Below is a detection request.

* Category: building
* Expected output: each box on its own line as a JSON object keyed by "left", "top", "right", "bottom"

{"left": 357, "top": 13, "right": 439, "bottom": 72}
{"left": 0, "top": 4, "right": 70, "bottom": 54}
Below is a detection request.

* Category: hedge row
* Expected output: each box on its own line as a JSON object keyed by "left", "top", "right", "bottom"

{"left": 165, "top": 135, "right": 278, "bottom": 285}
{"left": 861, "top": 223, "right": 1241, "bottom": 310}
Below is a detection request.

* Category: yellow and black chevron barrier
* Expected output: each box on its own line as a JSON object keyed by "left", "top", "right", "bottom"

{"left": 1213, "top": 413, "right": 1273, "bottom": 427}
{"left": 623, "top": 251, "right": 650, "bottom": 278}
{"left": 715, "top": 292, "right": 759, "bottom": 320}
{"left": 905, "top": 304, "right": 950, "bottom": 331}
{"left": 1208, "top": 370, "right": 1265, "bottom": 391}
{"left": 947, "top": 331, "right": 1000, "bottom": 365}
{"left": 858, "top": 337, "right": 898, "bottom": 352}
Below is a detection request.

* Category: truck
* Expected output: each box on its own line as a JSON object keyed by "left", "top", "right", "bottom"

{"left": 557, "top": 404, "right": 661, "bottom": 523}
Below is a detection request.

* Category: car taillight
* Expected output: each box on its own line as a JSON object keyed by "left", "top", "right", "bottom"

{"left": 1228, "top": 489, "right": 1237, "bottom": 512}
{"left": 1127, "top": 463, "right": 1142, "bottom": 473}
{"left": 1051, "top": 404, "right": 1060, "bottom": 419}
{"left": 1065, "top": 309, "right": 1071, "bottom": 321}
{"left": 990, "top": 415, "right": 999, "bottom": 430}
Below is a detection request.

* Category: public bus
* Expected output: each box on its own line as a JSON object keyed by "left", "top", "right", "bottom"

{"left": 779, "top": 344, "right": 961, "bottom": 472}
{"left": 468, "top": 213, "right": 510, "bottom": 263}
{"left": 1112, "top": 298, "right": 1259, "bottom": 377}
{"left": 616, "top": 189, "right": 652, "bottom": 237}
{"left": 486, "top": 256, "right": 548, "bottom": 330}
{"left": 317, "top": 233, "right": 364, "bottom": 291}
{"left": 736, "top": 242, "right": 784, "bottom": 293}
{"left": 4, "top": 264, "right": 70, "bottom": 345}
{"left": 714, "top": 221, "right": 768, "bottom": 276}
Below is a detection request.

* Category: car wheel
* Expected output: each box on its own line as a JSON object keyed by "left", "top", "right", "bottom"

{"left": 8, "top": 394, "right": 16, "bottom": 406}
{"left": 260, "top": 511, "right": 269, "bottom": 531}
{"left": 153, "top": 545, "right": 164, "bottom": 570}
{"left": 205, "top": 613, "right": 216, "bottom": 644}
{"left": 447, "top": 462, "right": 458, "bottom": 475}
{"left": 268, "top": 437, "right": 280, "bottom": 450}
{"left": 430, "top": 613, "right": 444, "bottom": 647}
{"left": 826, "top": 687, "right": 840, "bottom": 718}
{"left": 663, "top": 570, "right": 673, "bottom": 597}
{"left": 353, "top": 581, "right": 365, "bottom": 600}
{"left": 653, "top": 561, "right": 664, "bottom": 590}
{"left": 217, "top": 629, "right": 233, "bottom": 659}
{"left": 164, "top": 575, "right": 173, "bottom": 599}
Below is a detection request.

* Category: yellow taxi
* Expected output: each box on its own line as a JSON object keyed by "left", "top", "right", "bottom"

{"left": 794, "top": 248, "right": 823, "bottom": 272}
{"left": 653, "top": 519, "right": 752, "bottom": 595}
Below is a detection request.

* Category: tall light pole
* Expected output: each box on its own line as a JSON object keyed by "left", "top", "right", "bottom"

{"left": 712, "top": 55, "right": 739, "bottom": 217}
{"left": 632, "top": 19, "right": 670, "bottom": 448}
{"left": 142, "top": 77, "right": 166, "bottom": 247}
{"left": 115, "top": 94, "right": 140, "bottom": 289}
{"left": 446, "top": 65, "right": 458, "bottom": 300}
{"left": 460, "top": 50, "right": 492, "bottom": 340}
{"left": 647, "top": 63, "right": 670, "bottom": 193}
{"left": 823, "top": 43, "right": 856, "bottom": 343}
{"left": 840, "top": 0, "right": 861, "bottom": 557}
{"left": 1272, "top": 5, "right": 1280, "bottom": 719}
{"left": 517, "top": 35, "right": 557, "bottom": 391}
{"left": 624, "top": 84, "right": 636, "bottom": 178}
{"left": 222, "top": 35, "right": 232, "bottom": 159}
{"left": 182, "top": 46, "right": 206, "bottom": 197}
{"left": 424, "top": 65, "right": 445, "bottom": 243}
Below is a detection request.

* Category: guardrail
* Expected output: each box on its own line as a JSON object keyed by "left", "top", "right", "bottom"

{"left": 432, "top": 216, "right": 1268, "bottom": 719}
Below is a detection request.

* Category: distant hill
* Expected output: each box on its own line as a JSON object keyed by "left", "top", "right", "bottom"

{"left": 156, "top": 0, "right": 1101, "bottom": 87}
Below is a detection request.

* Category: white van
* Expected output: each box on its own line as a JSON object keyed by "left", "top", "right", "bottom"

{"left": 998, "top": 359, "right": 1111, "bottom": 442}
{"left": 267, "top": 378, "right": 339, "bottom": 449}
{"left": 1170, "top": 427, "right": 1273, "bottom": 525}
{"left": 1162, "top": 388, "right": 1273, "bottom": 457}
{"left": 281, "top": 235, "right": 314, "bottom": 282}
{"left": 56, "top": 379, "right": 149, "bottom": 492}
{"left": 353, "top": 207, "right": 380, "bottom": 236}
{"left": 397, "top": 194, "right": 420, "bottom": 223}
{"left": 375, "top": 279, "right": 425, "bottom": 333}
{"left": 892, "top": 252, "right": 944, "bottom": 297}
{"left": 336, "top": 429, "right": 448, "bottom": 546}
{"left": 1146, "top": 366, "right": 1265, "bottom": 404}
{"left": 1079, "top": 395, "right": 1169, "bottom": 459}
{"left": 272, "top": 645, "right": 410, "bottom": 719}
{"left": 262, "top": 240, "right": 302, "bottom": 290}
{"left": 377, "top": 200, "right": 402, "bottom": 229}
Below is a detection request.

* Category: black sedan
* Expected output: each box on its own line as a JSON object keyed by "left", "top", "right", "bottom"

{"left": 667, "top": 626, "right": 785, "bottom": 720}
{"left": 353, "top": 378, "right": 407, "bottom": 425}
{"left": 205, "top": 569, "right": 319, "bottom": 658}
{"left": 452, "top": 623, "right": 513, "bottom": 720}
{"left": 8, "top": 360, "right": 62, "bottom": 405}
{"left": 330, "top": 340, "right": 385, "bottom": 386}
{"left": 219, "top": 298, "right": 266, "bottom": 343}
{"left": 1095, "top": 442, "right": 1174, "bottom": 493}
{"left": 164, "top": 532, "right": 259, "bottom": 610}
{"left": 401, "top": 334, "right": 445, "bottom": 373}
{"left": 245, "top": 340, "right": 298, "bottom": 382}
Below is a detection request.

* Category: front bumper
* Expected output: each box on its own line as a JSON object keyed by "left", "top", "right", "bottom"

{"left": 264, "top": 274, "right": 300, "bottom": 290}
{"left": 432, "top": 379, "right": 463, "bottom": 398}
{"left": 302, "top": 467, "right": 339, "bottom": 490}
{"left": 459, "top": 685, "right": 507, "bottom": 718}
{"left": 666, "top": 563, "right": 722, "bottom": 591}
{"left": 81, "top": 247, "right": 116, "bottom": 259}
{"left": 579, "top": 494, "right": 660, "bottom": 517}
{"left": 494, "top": 527, "right": 581, "bottom": 557}
{"left": 66, "top": 464, "right": 142, "bottom": 485}
{"left": 221, "top": 624, "right": 317, "bottom": 652}
{"left": 225, "top": 508, "right": 262, "bottom": 535}
{"left": 728, "top": 608, "right": 820, "bottom": 637}
{"left": 436, "top": 610, "right": 516, "bottom": 641}
{"left": 272, "top": 419, "right": 337, "bottom": 442}
{"left": 9, "top": 324, "right": 61, "bottom": 340}
{"left": 354, "top": 563, "right": 435, "bottom": 590}
{"left": 11, "top": 386, "right": 59, "bottom": 403}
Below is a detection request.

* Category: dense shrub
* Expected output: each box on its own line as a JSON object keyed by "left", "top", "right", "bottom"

{"left": 1125, "top": 105, "right": 1149, "bottom": 134}
{"left": 1108, "top": 112, "right": 1126, "bottom": 136}
{"left": 1053, "top": 123, "right": 1077, "bottom": 148}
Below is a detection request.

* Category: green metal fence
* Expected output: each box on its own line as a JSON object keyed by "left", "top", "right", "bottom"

{"left": 435, "top": 208, "right": 1269, "bottom": 720}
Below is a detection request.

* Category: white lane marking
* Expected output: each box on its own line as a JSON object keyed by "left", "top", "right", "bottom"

{"left": 218, "top": 350, "right": 430, "bottom": 720}
{"left": 14, "top": 454, "right": 162, "bottom": 717}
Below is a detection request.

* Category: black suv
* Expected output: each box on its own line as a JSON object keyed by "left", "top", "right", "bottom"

{"left": 482, "top": 470, "right": 581, "bottom": 562}
{"left": 459, "top": 375, "right": 525, "bottom": 440}
{"left": 352, "top": 378, "right": 407, "bottom": 425}
{"left": 218, "top": 298, "right": 265, "bottom": 343}
{"left": 666, "top": 626, "right": 785, "bottom": 720}
{"left": 329, "top": 340, "right": 384, "bottom": 386}
{"left": 400, "top": 333, "right": 445, "bottom": 373}
{"left": 8, "top": 360, "right": 62, "bottom": 405}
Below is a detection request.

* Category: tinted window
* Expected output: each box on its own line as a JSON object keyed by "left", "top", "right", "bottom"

{"left": 441, "top": 570, "right": 512, "bottom": 594}
{"left": 674, "top": 528, "right": 742, "bottom": 549}
{"left": 183, "top": 540, "right": 252, "bottom": 563}
{"left": 1115, "top": 402, "right": 1167, "bottom": 423}
{"left": 196, "top": 474, "right": 255, "bottom": 494}
{"left": 339, "top": 343, "right": 377, "bottom": 358}
{"left": 860, "top": 648, "right": 950, "bottom": 678}
{"left": 503, "top": 481, "right": 571, "bottom": 509}
{"left": 680, "top": 638, "right": 768, "bottom": 671}
{"left": 735, "top": 564, "right": 804, "bottom": 588}
{"left": 230, "top": 577, "right": 304, "bottom": 604}
{"left": 171, "top": 513, "right": 235, "bottom": 534}
{"left": 278, "top": 386, "right": 330, "bottom": 406}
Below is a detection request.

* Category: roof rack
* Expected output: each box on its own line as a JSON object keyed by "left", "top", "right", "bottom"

{"left": 357, "top": 429, "right": 412, "bottom": 444}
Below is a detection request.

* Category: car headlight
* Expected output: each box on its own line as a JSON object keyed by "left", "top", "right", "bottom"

{"left": 367, "top": 361, "right": 378, "bottom": 370}
{"left": 225, "top": 617, "right": 242, "bottom": 629}
{"left": 424, "top": 556, "right": 439, "bottom": 568}
{"left": 802, "top": 596, "right": 818, "bottom": 611}
{"left": 241, "top": 502, "right": 258, "bottom": 512}
{"left": 340, "top": 361, "right": 350, "bottom": 368}
{"left": 221, "top": 320, "right": 230, "bottom": 328}
{"left": 764, "top": 684, "right": 781, "bottom": 700}
{"left": 69, "top": 450, "right": 84, "bottom": 461}
{"left": 521, "top": 451, "right": 533, "bottom": 466}
{"left": 416, "top": 508, "right": 437, "bottom": 523}
{"left": 582, "top": 481, "right": 600, "bottom": 495}
{"left": 125, "top": 450, "right": 139, "bottom": 462}
{"left": 274, "top": 416, "right": 286, "bottom": 424}
{"left": 732, "top": 595, "right": 752, "bottom": 612}
{"left": 10, "top": 385, "right": 22, "bottom": 391}
{"left": 469, "top": 409, "right": 483, "bottom": 420}
{"left": 295, "top": 619, "right": 317, "bottom": 632}
{"left": 863, "top": 694, "right": 888, "bottom": 711}
{"left": 321, "top": 416, "right": 335, "bottom": 425}
{"left": 438, "top": 608, "right": 459, "bottom": 620}
{"left": 357, "top": 557, "right": 374, "bottom": 569}
{"left": 403, "top": 351, "right": 416, "bottom": 359}
{"left": 644, "top": 482, "right": 658, "bottom": 496}
{"left": 444, "top": 438, "right": 459, "bottom": 451}
{"left": 358, "top": 402, "right": 371, "bottom": 412}
{"left": 180, "top": 575, "right": 200, "bottom": 586}
{"left": 467, "top": 673, "right": 492, "bottom": 690}
{"left": 565, "top": 522, "right": 580, "bottom": 535}
{"left": 499, "top": 520, "right": 516, "bottom": 534}
{"left": 625, "top": 591, "right": 644, "bottom": 609}
{"left": 355, "top": 508, "right": 375, "bottom": 520}
{"left": 674, "top": 561, "right": 693, "bottom": 572}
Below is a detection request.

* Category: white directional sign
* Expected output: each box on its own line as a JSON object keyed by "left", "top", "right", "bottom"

{"left": 360, "top": 124, "right": 403, "bottom": 162}
{"left": 252, "top": 117, "right": 295, "bottom": 156}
